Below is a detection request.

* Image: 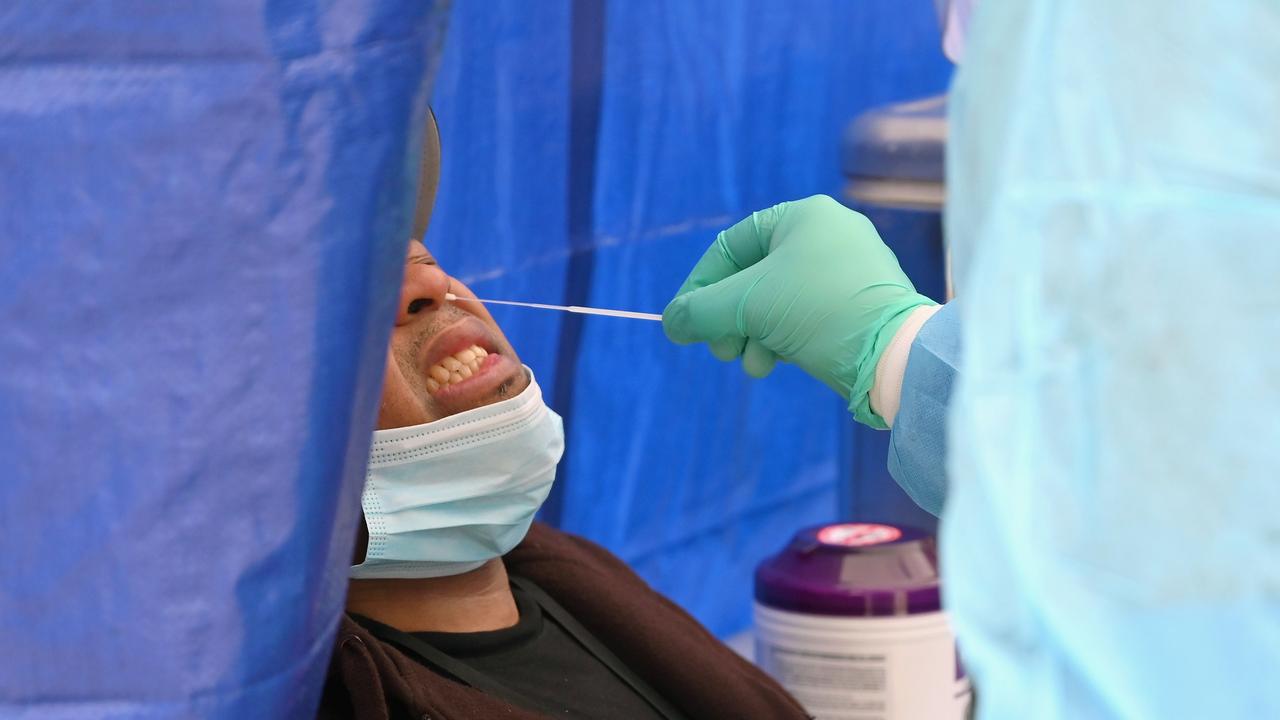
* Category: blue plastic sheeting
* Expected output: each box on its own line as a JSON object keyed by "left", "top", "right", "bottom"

{"left": 0, "top": 3, "right": 445, "bottom": 717}
{"left": 427, "top": 0, "right": 952, "bottom": 637}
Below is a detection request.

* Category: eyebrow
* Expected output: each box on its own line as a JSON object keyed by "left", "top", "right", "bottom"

{"left": 408, "top": 253, "right": 436, "bottom": 265}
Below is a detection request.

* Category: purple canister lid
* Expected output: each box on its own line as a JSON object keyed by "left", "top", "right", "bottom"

{"left": 755, "top": 522, "right": 941, "bottom": 617}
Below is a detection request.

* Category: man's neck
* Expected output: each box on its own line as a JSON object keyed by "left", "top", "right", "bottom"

{"left": 345, "top": 558, "right": 518, "bottom": 633}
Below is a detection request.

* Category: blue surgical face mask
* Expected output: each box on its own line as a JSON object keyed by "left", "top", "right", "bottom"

{"left": 350, "top": 368, "right": 564, "bottom": 580}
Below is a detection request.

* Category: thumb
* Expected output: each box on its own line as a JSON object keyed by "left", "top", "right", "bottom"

{"left": 663, "top": 261, "right": 769, "bottom": 346}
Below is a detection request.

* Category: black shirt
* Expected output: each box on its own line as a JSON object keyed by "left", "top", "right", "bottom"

{"left": 358, "top": 577, "right": 670, "bottom": 720}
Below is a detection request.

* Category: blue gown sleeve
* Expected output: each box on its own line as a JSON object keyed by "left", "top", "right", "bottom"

{"left": 886, "top": 301, "right": 961, "bottom": 516}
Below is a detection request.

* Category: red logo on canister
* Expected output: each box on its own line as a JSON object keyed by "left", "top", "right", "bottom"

{"left": 817, "top": 523, "right": 903, "bottom": 547}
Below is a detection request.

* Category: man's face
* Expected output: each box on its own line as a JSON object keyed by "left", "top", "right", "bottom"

{"left": 378, "top": 240, "right": 528, "bottom": 429}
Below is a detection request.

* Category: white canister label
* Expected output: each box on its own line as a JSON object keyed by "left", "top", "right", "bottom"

{"left": 755, "top": 604, "right": 972, "bottom": 720}
{"left": 758, "top": 646, "right": 892, "bottom": 719}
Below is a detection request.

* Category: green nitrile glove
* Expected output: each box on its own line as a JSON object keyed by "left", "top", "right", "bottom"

{"left": 663, "top": 195, "right": 935, "bottom": 428}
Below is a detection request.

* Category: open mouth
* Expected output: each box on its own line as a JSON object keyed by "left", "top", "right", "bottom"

{"left": 417, "top": 315, "right": 523, "bottom": 411}
{"left": 425, "top": 344, "right": 491, "bottom": 394}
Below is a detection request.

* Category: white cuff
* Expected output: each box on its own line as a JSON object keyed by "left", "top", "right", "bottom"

{"left": 871, "top": 305, "right": 942, "bottom": 428}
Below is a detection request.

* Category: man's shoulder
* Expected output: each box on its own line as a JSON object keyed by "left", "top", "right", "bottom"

{"left": 506, "top": 521, "right": 633, "bottom": 577}
{"left": 504, "top": 521, "right": 681, "bottom": 616}
{"left": 503, "top": 524, "right": 811, "bottom": 719}
{"left": 503, "top": 522, "right": 692, "bottom": 631}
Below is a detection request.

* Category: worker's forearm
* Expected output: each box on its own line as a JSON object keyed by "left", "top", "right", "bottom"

{"left": 870, "top": 305, "right": 942, "bottom": 426}
{"left": 881, "top": 301, "right": 961, "bottom": 516}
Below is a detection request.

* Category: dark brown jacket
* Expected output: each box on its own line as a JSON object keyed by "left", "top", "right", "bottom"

{"left": 319, "top": 522, "right": 810, "bottom": 720}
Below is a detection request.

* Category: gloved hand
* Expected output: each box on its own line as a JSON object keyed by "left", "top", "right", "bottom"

{"left": 663, "top": 195, "right": 935, "bottom": 428}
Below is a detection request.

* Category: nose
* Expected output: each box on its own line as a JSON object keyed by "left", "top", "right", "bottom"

{"left": 395, "top": 261, "right": 451, "bottom": 326}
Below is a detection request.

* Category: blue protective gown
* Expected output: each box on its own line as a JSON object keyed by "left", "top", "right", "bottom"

{"left": 888, "top": 2, "right": 1280, "bottom": 717}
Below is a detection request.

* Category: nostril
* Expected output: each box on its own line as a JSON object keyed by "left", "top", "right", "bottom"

{"left": 407, "top": 298, "right": 433, "bottom": 314}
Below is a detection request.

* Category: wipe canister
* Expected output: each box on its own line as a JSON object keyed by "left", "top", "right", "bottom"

{"left": 754, "top": 523, "right": 971, "bottom": 720}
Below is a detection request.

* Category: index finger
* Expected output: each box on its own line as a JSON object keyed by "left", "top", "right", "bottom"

{"left": 671, "top": 200, "right": 791, "bottom": 297}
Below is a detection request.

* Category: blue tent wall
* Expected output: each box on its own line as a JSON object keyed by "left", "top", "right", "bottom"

{"left": 0, "top": 2, "right": 446, "bottom": 716}
{"left": 0, "top": 1, "right": 953, "bottom": 713}
{"left": 428, "top": 0, "right": 952, "bottom": 637}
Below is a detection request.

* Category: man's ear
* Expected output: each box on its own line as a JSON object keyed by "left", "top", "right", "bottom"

{"left": 352, "top": 515, "right": 369, "bottom": 566}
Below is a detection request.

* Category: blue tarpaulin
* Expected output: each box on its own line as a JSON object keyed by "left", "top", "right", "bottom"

{"left": 0, "top": 2, "right": 446, "bottom": 716}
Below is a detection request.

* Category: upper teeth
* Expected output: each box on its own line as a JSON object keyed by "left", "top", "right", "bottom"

{"left": 426, "top": 345, "right": 489, "bottom": 393}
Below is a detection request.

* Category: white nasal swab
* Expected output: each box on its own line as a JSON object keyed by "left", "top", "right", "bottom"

{"left": 445, "top": 293, "right": 663, "bottom": 322}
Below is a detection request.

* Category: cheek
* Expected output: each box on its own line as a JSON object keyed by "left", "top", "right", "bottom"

{"left": 375, "top": 357, "right": 429, "bottom": 430}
